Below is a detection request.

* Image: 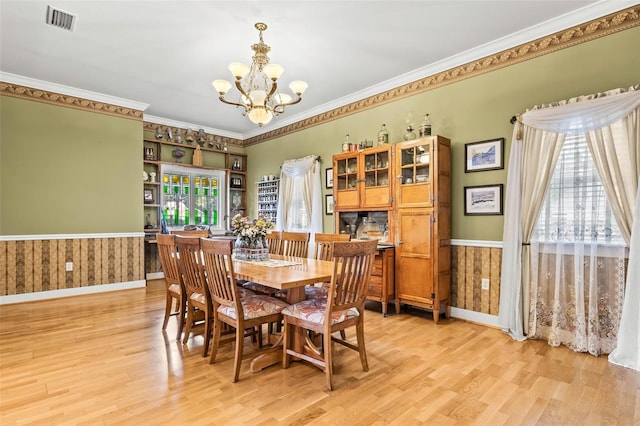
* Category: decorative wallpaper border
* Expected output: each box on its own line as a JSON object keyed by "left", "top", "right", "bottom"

{"left": 243, "top": 6, "right": 640, "bottom": 146}
{"left": 0, "top": 82, "right": 145, "bottom": 121}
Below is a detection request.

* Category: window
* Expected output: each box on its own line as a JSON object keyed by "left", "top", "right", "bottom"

{"left": 287, "top": 180, "right": 310, "bottom": 231}
{"left": 533, "top": 133, "right": 624, "bottom": 245}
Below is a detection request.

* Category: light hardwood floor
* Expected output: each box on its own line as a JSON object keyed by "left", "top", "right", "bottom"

{"left": 1, "top": 279, "right": 638, "bottom": 425}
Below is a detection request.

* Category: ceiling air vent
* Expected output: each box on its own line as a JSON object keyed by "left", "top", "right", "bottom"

{"left": 45, "top": 5, "right": 76, "bottom": 31}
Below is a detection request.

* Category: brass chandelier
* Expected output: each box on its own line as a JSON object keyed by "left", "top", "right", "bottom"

{"left": 212, "top": 22, "right": 308, "bottom": 127}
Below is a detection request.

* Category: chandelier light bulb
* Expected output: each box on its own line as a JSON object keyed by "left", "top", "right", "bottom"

{"left": 212, "top": 79, "right": 231, "bottom": 95}
{"left": 248, "top": 107, "right": 273, "bottom": 126}
{"left": 289, "top": 80, "right": 308, "bottom": 95}
{"left": 274, "top": 93, "right": 292, "bottom": 105}
{"left": 263, "top": 63, "right": 284, "bottom": 80}
{"left": 249, "top": 89, "right": 267, "bottom": 105}
{"left": 229, "top": 62, "right": 250, "bottom": 79}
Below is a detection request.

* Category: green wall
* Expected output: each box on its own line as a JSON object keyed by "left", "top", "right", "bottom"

{"left": 245, "top": 26, "right": 640, "bottom": 240}
{"left": 1, "top": 26, "right": 637, "bottom": 239}
{"left": 0, "top": 97, "right": 142, "bottom": 234}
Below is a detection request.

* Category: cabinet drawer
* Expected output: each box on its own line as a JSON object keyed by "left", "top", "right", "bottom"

{"left": 371, "top": 257, "right": 383, "bottom": 277}
{"left": 368, "top": 276, "right": 382, "bottom": 297}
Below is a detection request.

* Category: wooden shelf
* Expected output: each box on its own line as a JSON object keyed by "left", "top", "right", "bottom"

{"left": 144, "top": 138, "right": 228, "bottom": 154}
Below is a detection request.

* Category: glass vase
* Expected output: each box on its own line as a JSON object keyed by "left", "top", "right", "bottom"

{"left": 234, "top": 235, "right": 250, "bottom": 260}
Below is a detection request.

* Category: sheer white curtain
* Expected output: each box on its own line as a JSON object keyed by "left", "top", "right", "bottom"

{"left": 499, "top": 87, "right": 640, "bottom": 367}
{"left": 276, "top": 155, "right": 322, "bottom": 236}
{"left": 498, "top": 127, "right": 564, "bottom": 341}
{"left": 609, "top": 180, "right": 640, "bottom": 370}
{"left": 529, "top": 134, "right": 627, "bottom": 355}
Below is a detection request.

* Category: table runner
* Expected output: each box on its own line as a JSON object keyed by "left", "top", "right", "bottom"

{"left": 232, "top": 257, "right": 303, "bottom": 268}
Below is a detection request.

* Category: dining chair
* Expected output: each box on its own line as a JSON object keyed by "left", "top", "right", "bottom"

{"left": 175, "top": 235, "right": 213, "bottom": 357}
{"left": 282, "top": 239, "right": 377, "bottom": 390}
{"left": 201, "top": 238, "right": 289, "bottom": 382}
{"left": 305, "top": 233, "right": 351, "bottom": 300}
{"left": 281, "top": 231, "right": 310, "bottom": 257}
{"left": 266, "top": 231, "right": 283, "bottom": 255}
{"left": 156, "top": 234, "right": 186, "bottom": 341}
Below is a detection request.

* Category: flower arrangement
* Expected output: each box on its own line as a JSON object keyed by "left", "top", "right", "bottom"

{"left": 230, "top": 214, "right": 274, "bottom": 260}
{"left": 231, "top": 214, "right": 275, "bottom": 239}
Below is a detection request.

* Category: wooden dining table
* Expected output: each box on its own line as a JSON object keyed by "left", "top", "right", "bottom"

{"left": 232, "top": 254, "right": 334, "bottom": 373}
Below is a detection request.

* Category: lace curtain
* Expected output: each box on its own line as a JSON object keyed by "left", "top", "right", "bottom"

{"left": 498, "top": 86, "right": 640, "bottom": 367}
{"left": 529, "top": 134, "right": 627, "bottom": 355}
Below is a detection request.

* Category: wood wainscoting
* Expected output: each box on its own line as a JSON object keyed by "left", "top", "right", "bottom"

{"left": 0, "top": 234, "right": 144, "bottom": 298}
{"left": 451, "top": 241, "right": 502, "bottom": 316}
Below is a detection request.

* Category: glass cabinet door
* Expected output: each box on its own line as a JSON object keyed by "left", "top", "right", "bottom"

{"left": 395, "top": 139, "right": 433, "bottom": 208}
{"left": 363, "top": 150, "right": 390, "bottom": 188}
{"left": 334, "top": 153, "right": 360, "bottom": 209}
{"left": 399, "top": 140, "right": 430, "bottom": 185}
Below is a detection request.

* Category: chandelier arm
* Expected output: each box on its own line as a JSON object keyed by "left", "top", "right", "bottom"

{"left": 234, "top": 79, "right": 254, "bottom": 108}
{"left": 266, "top": 80, "right": 278, "bottom": 100}
{"left": 273, "top": 94, "right": 302, "bottom": 112}
{"left": 218, "top": 95, "right": 250, "bottom": 112}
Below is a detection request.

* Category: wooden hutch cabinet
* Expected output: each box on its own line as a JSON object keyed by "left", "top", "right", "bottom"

{"left": 394, "top": 136, "right": 451, "bottom": 323}
{"left": 331, "top": 135, "right": 451, "bottom": 323}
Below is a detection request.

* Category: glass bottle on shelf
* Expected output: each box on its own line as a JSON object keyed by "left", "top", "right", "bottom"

{"left": 419, "top": 114, "right": 432, "bottom": 137}
{"left": 377, "top": 124, "right": 389, "bottom": 145}
{"left": 342, "top": 134, "right": 351, "bottom": 152}
{"left": 403, "top": 123, "right": 417, "bottom": 141}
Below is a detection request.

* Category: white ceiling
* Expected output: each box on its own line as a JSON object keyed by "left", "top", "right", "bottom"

{"left": 0, "top": 1, "right": 635, "bottom": 139}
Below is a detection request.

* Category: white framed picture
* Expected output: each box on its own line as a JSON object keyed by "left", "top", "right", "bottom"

{"left": 464, "top": 184, "right": 503, "bottom": 215}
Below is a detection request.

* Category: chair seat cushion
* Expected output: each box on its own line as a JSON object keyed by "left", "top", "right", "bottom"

{"left": 304, "top": 285, "right": 328, "bottom": 300}
{"left": 242, "top": 282, "right": 278, "bottom": 295}
{"left": 237, "top": 286, "right": 255, "bottom": 299}
{"left": 281, "top": 299, "right": 359, "bottom": 325}
{"left": 190, "top": 291, "right": 206, "bottom": 305}
{"left": 218, "top": 295, "right": 289, "bottom": 320}
{"left": 168, "top": 283, "right": 181, "bottom": 295}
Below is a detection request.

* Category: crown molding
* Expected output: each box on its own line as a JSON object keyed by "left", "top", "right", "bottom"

{"left": 243, "top": 4, "right": 640, "bottom": 146}
{"left": 0, "top": 72, "right": 148, "bottom": 121}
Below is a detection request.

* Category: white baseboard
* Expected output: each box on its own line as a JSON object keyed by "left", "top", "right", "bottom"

{"left": 449, "top": 307, "right": 499, "bottom": 328}
{"left": 146, "top": 272, "right": 164, "bottom": 280}
{"left": 0, "top": 280, "right": 146, "bottom": 305}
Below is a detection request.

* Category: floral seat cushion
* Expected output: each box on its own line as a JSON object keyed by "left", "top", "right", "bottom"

{"left": 168, "top": 283, "right": 181, "bottom": 294}
{"left": 189, "top": 291, "right": 206, "bottom": 305}
{"left": 237, "top": 286, "right": 255, "bottom": 299}
{"left": 304, "top": 284, "right": 328, "bottom": 300}
{"left": 281, "top": 299, "right": 359, "bottom": 325}
{"left": 218, "top": 294, "right": 289, "bottom": 320}
{"left": 242, "top": 281, "right": 278, "bottom": 296}
{"left": 190, "top": 287, "right": 254, "bottom": 305}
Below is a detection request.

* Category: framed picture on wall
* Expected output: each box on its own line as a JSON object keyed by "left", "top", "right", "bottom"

{"left": 464, "top": 184, "right": 503, "bottom": 215}
{"left": 325, "top": 194, "right": 334, "bottom": 215}
{"left": 325, "top": 167, "right": 333, "bottom": 189}
{"left": 464, "top": 138, "right": 504, "bottom": 172}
